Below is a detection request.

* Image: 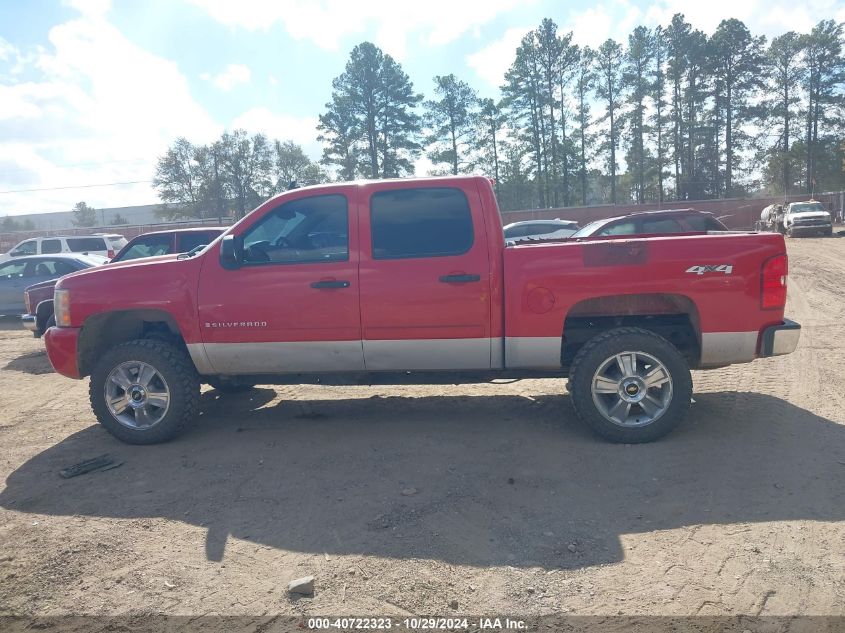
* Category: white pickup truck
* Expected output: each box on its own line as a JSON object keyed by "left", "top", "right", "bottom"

{"left": 783, "top": 201, "right": 834, "bottom": 237}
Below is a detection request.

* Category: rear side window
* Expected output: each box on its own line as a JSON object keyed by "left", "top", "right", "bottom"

{"left": 640, "top": 218, "right": 685, "bottom": 234}
{"left": 684, "top": 215, "right": 724, "bottom": 231}
{"left": 114, "top": 234, "right": 172, "bottom": 262}
{"left": 530, "top": 224, "right": 560, "bottom": 236}
{"left": 66, "top": 237, "right": 107, "bottom": 252}
{"left": 41, "top": 239, "right": 62, "bottom": 254}
{"left": 178, "top": 232, "right": 217, "bottom": 253}
{"left": 370, "top": 187, "right": 473, "bottom": 259}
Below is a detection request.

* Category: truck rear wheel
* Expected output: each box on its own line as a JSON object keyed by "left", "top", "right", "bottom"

{"left": 89, "top": 339, "right": 200, "bottom": 444}
{"left": 568, "top": 327, "right": 692, "bottom": 443}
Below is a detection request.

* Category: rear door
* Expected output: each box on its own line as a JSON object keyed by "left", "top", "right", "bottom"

{"left": 358, "top": 182, "right": 493, "bottom": 370}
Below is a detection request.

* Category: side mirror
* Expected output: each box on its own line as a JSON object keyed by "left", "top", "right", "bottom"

{"left": 9, "top": 250, "right": 22, "bottom": 257}
{"left": 219, "top": 234, "right": 244, "bottom": 270}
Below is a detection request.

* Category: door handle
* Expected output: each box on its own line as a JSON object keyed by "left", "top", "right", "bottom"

{"left": 310, "top": 280, "right": 350, "bottom": 289}
{"left": 439, "top": 274, "right": 481, "bottom": 283}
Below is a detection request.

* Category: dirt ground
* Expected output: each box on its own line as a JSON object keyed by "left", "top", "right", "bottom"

{"left": 0, "top": 237, "right": 844, "bottom": 627}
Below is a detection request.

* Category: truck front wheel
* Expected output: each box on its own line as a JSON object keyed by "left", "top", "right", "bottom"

{"left": 568, "top": 327, "right": 692, "bottom": 443}
{"left": 89, "top": 339, "right": 200, "bottom": 444}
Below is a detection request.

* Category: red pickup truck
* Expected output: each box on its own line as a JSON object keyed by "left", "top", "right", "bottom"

{"left": 44, "top": 176, "right": 800, "bottom": 445}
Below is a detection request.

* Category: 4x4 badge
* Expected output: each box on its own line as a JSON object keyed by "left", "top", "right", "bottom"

{"left": 685, "top": 264, "right": 733, "bottom": 275}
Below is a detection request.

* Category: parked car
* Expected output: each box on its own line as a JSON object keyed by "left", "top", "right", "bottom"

{"left": 503, "top": 219, "right": 579, "bottom": 243}
{"left": 570, "top": 209, "right": 728, "bottom": 239}
{"left": 0, "top": 254, "right": 106, "bottom": 316}
{"left": 0, "top": 234, "right": 126, "bottom": 263}
{"left": 782, "top": 200, "right": 833, "bottom": 237}
{"left": 111, "top": 227, "right": 226, "bottom": 263}
{"left": 21, "top": 253, "right": 108, "bottom": 336}
{"left": 44, "top": 176, "right": 799, "bottom": 446}
{"left": 96, "top": 233, "right": 129, "bottom": 250}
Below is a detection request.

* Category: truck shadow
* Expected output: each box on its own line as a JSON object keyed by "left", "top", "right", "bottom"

{"left": 1, "top": 389, "right": 843, "bottom": 570}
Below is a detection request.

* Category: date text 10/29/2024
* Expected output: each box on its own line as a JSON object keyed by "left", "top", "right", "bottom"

{"left": 307, "top": 617, "right": 528, "bottom": 630}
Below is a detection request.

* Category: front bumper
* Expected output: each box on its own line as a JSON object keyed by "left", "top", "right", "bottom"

{"left": 21, "top": 314, "right": 38, "bottom": 334}
{"left": 760, "top": 319, "right": 801, "bottom": 357}
{"left": 44, "top": 326, "right": 82, "bottom": 378}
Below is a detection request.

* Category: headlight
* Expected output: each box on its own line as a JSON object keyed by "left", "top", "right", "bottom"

{"left": 54, "top": 289, "right": 71, "bottom": 327}
{"left": 24, "top": 291, "right": 31, "bottom": 315}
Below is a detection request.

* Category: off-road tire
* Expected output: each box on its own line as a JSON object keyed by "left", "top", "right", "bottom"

{"left": 568, "top": 327, "right": 693, "bottom": 443}
{"left": 89, "top": 339, "right": 200, "bottom": 444}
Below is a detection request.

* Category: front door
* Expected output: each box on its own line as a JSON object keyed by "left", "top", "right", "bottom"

{"left": 197, "top": 188, "right": 364, "bottom": 374}
{"left": 358, "top": 183, "right": 492, "bottom": 370}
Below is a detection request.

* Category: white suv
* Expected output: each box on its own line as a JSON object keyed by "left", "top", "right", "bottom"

{"left": 0, "top": 234, "right": 127, "bottom": 263}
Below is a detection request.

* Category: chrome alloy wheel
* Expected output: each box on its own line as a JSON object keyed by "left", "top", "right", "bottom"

{"left": 104, "top": 361, "right": 171, "bottom": 429}
{"left": 590, "top": 351, "right": 673, "bottom": 427}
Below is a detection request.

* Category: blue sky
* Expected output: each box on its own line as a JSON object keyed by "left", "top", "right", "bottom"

{"left": 1, "top": 0, "right": 842, "bottom": 216}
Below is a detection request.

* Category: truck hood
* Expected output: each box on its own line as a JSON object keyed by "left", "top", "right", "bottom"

{"left": 54, "top": 254, "right": 190, "bottom": 288}
{"left": 788, "top": 211, "right": 830, "bottom": 220}
{"left": 25, "top": 277, "right": 60, "bottom": 293}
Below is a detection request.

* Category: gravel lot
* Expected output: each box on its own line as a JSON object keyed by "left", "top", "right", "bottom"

{"left": 0, "top": 237, "right": 843, "bottom": 626}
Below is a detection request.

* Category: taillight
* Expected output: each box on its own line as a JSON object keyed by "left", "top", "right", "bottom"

{"left": 24, "top": 290, "right": 31, "bottom": 314}
{"left": 761, "top": 254, "right": 787, "bottom": 309}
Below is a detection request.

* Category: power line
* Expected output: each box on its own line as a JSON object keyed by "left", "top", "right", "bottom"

{"left": 0, "top": 180, "right": 153, "bottom": 195}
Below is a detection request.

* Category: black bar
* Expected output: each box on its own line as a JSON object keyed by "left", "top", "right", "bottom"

{"left": 310, "top": 280, "right": 350, "bottom": 289}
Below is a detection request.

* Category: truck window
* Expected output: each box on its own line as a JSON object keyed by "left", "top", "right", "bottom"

{"left": 242, "top": 194, "right": 348, "bottom": 264}
{"left": 41, "top": 239, "right": 62, "bottom": 254}
{"left": 114, "top": 234, "right": 171, "bottom": 261}
{"left": 178, "top": 232, "right": 216, "bottom": 253}
{"left": 370, "top": 187, "right": 473, "bottom": 259}
{"left": 12, "top": 240, "right": 37, "bottom": 256}
{"left": 640, "top": 218, "right": 684, "bottom": 234}
{"left": 66, "top": 237, "right": 107, "bottom": 252}
{"left": 598, "top": 221, "right": 636, "bottom": 236}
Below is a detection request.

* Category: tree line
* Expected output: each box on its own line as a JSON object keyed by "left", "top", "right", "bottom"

{"left": 155, "top": 13, "right": 845, "bottom": 217}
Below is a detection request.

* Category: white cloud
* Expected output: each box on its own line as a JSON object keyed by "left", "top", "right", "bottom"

{"left": 640, "top": 0, "right": 843, "bottom": 38}
{"left": 569, "top": 3, "right": 643, "bottom": 48}
{"left": 467, "top": 27, "right": 531, "bottom": 89}
{"left": 189, "top": 0, "right": 531, "bottom": 60}
{"left": 231, "top": 107, "right": 321, "bottom": 159}
{"left": 0, "top": 7, "right": 218, "bottom": 215}
{"left": 200, "top": 63, "right": 251, "bottom": 91}
{"left": 62, "top": 0, "right": 111, "bottom": 17}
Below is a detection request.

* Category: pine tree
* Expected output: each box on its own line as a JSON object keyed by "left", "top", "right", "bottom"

{"left": 624, "top": 26, "right": 654, "bottom": 203}
{"left": 424, "top": 74, "right": 478, "bottom": 175}
{"left": 595, "top": 39, "right": 625, "bottom": 204}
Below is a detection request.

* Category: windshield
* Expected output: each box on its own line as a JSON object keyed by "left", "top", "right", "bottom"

{"left": 789, "top": 203, "right": 826, "bottom": 213}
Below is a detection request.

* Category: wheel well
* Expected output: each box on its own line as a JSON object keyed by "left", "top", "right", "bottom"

{"left": 77, "top": 309, "right": 186, "bottom": 377}
{"left": 561, "top": 294, "right": 700, "bottom": 371}
{"left": 35, "top": 300, "right": 54, "bottom": 328}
